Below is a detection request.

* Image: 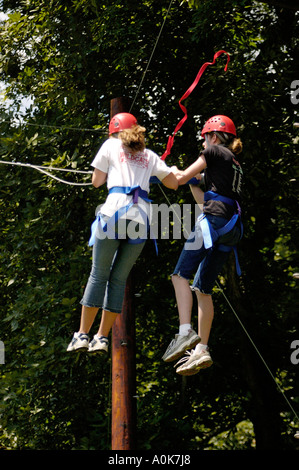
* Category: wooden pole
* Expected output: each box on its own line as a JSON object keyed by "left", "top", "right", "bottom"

{"left": 111, "top": 275, "right": 136, "bottom": 450}
{"left": 110, "top": 97, "right": 131, "bottom": 119}
{"left": 110, "top": 97, "right": 136, "bottom": 450}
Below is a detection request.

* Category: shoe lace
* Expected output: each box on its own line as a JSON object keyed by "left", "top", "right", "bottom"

{"left": 165, "top": 337, "right": 177, "bottom": 353}
{"left": 98, "top": 335, "right": 108, "bottom": 344}
{"left": 91, "top": 335, "right": 108, "bottom": 346}
{"left": 174, "top": 349, "right": 195, "bottom": 368}
{"left": 78, "top": 333, "right": 88, "bottom": 340}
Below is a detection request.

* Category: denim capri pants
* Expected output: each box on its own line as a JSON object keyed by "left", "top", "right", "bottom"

{"left": 172, "top": 214, "right": 241, "bottom": 295}
{"left": 81, "top": 215, "right": 146, "bottom": 313}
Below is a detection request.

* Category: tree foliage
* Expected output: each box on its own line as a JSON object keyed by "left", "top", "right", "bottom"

{"left": 0, "top": 0, "right": 298, "bottom": 450}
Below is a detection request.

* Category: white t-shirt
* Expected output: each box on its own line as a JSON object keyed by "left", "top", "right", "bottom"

{"left": 91, "top": 137, "right": 172, "bottom": 223}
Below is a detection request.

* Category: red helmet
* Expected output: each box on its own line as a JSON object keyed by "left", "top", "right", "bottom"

{"left": 109, "top": 113, "right": 138, "bottom": 134}
{"left": 201, "top": 115, "right": 236, "bottom": 137}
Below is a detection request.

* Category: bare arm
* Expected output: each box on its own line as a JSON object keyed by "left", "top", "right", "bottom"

{"left": 173, "top": 155, "right": 207, "bottom": 186}
{"left": 92, "top": 168, "right": 107, "bottom": 188}
{"left": 190, "top": 184, "right": 204, "bottom": 205}
{"left": 161, "top": 172, "right": 179, "bottom": 190}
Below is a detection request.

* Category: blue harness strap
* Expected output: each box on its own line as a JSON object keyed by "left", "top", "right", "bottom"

{"left": 198, "top": 214, "right": 214, "bottom": 249}
{"left": 217, "top": 245, "right": 242, "bottom": 276}
{"left": 198, "top": 191, "right": 243, "bottom": 276}
{"left": 89, "top": 215, "right": 101, "bottom": 247}
{"left": 204, "top": 190, "right": 237, "bottom": 207}
{"left": 89, "top": 185, "right": 157, "bottom": 253}
{"left": 108, "top": 185, "right": 152, "bottom": 204}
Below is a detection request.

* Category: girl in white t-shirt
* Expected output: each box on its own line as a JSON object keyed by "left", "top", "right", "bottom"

{"left": 67, "top": 113, "right": 178, "bottom": 354}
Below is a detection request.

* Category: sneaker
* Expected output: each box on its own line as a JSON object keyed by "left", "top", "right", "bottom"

{"left": 175, "top": 348, "right": 213, "bottom": 376}
{"left": 88, "top": 335, "right": 108, "bottom": 354}
{"left": 67, "top": 332, "right": 89, "bottom": 352}
{"left": 162, "top": 329, "right": 201, "bottom": 362}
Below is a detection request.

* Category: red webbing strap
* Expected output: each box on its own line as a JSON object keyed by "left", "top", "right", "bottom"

{"left": 161, "top": 50, "right": 230, "bottom": 160}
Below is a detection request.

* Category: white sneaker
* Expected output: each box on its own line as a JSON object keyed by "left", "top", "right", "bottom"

{"left": 175, "top": 348, "right": 213, "bottom": 376}
{"left": 88, "top": 335, "right": 109, "bottom": 354}
{"left": 162, "top": 329, "right": 201, "bottom": 362}
{"left": 67, "top": 332, "right": 89, "bottom": 352}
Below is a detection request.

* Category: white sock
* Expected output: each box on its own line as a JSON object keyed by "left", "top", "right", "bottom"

{"left": 195, "top": 343, "right": 208, "bottom": 353}
{"left": 179, "top": 324, "right": 191, "bottom": 336}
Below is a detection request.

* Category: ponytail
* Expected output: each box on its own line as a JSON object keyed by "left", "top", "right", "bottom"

{"left": 228, "top": 137, "right": 243, "bottom": 155}
{"left": 213, "top": 131, "right": 243, "bottom": 155}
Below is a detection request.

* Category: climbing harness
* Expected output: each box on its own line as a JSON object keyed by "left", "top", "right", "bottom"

{"left": 88, "top": 185, "right": 157, "bottom": 252}
{"left": 198, "top": 190, "right": 243, "bottom": 276}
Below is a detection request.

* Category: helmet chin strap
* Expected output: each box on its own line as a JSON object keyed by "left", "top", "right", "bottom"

{"left": 215, "top": 131, "right": 230, "bottom": 144}
{"left": 204, "top": 134, "right": 211, "bottom": 147}
{"left": 205, "top": 131, "right": 231, "bottom": 148}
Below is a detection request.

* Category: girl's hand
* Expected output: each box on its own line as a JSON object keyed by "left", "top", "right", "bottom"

{"left": 193, "top": 172, "right": 202, "bottom": 181}
{"left": 170, "top": 165, "right": 183, "bottom": 176}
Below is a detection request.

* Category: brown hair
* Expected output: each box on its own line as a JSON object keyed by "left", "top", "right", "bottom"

{"left": 228, "top": 137, "right": 243, "bottom": 155}
{"left": 118, "top": 124, "right": 146, "bottom": 153}
{"left": 212, "top": 131, "right": 243, "bottom": 155}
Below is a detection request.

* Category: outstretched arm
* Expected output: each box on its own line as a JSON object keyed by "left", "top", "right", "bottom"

{"left": 172, "top": 155, "right": 207, "bottom": 186}
{"left": 161, "top": 172, "right": 179, "bottom": 190}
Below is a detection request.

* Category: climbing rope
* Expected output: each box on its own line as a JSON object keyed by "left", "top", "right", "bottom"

{"left": 129, "top": 0, "right": 175, "bottom": 113}
{"left": 0, "top": 160, "right": 93, "bottom": 186}
{"left": 0, "top": 119, "right": 107, "bottom": 134}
